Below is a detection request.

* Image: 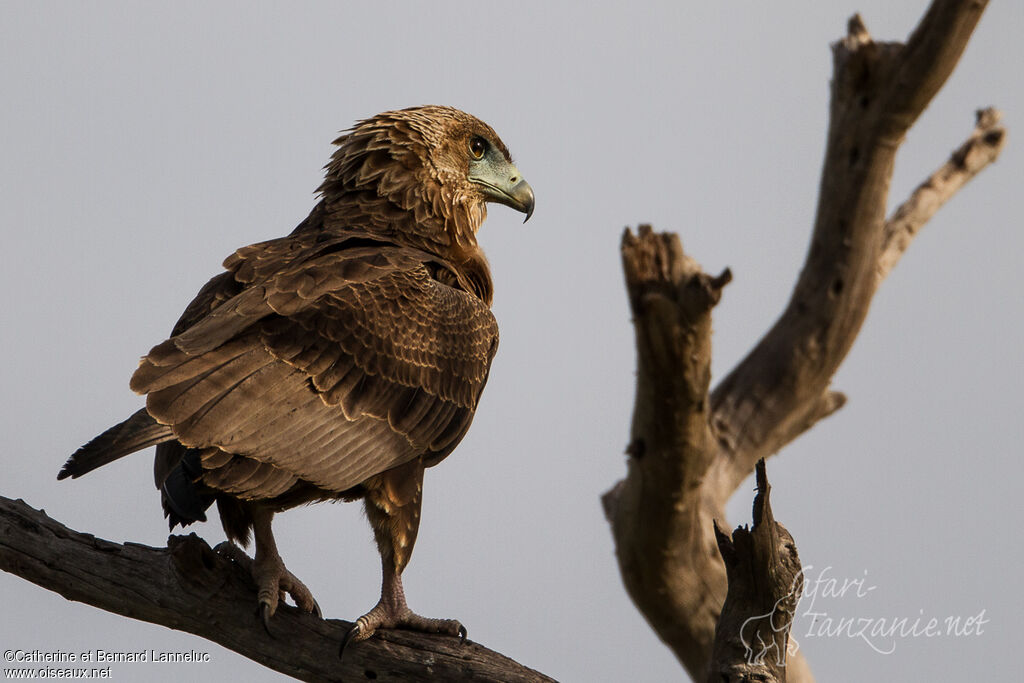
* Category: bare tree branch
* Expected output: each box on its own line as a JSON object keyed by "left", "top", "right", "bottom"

{"left": 605, "top": 3, "right": 998, "bottom": 682}
{"left": 604, "top": 229, "right": 815, "bottom": 682}
{"left": 878, "top": 107, "right": 1007, "bottom": 282}
{"left": 603, "top": 226, "right": 731, "bottom": 675}
{"left": 708, "top": 0, "right": 990, "bottom": 502}
{"left": 883, "top": 1, "right": 990, "bottom": 133}
{"left": 0, "top": 495, "right": 554, "bottom": 683}
{"left": 767, "top": 390, "right": 849, "bottom": 459}
{"left": 727, "top": 106, "right": 1005, "bottom": 460}
{"left": 708, "top": 461, "right": 803, "bottom": 683}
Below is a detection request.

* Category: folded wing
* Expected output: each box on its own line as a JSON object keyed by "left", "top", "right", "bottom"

{"left": 132, "top": 232, "right": 498, "bottom": 498}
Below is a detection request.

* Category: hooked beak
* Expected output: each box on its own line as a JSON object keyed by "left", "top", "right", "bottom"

{"left": 470, "top": 161, "right": 535, "bottom": 223}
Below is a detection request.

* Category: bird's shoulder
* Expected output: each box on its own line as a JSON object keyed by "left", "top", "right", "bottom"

{"left": 170, "top": 219, "right": 495, "bottom": 337}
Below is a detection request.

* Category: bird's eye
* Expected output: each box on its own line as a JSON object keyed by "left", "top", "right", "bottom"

{"left": 469, "top": 137, "right": 487, "bottom": 159}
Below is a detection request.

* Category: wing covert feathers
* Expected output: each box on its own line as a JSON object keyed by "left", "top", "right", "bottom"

{"left": 127, "top": 230, "right": 498, "bottom": 497}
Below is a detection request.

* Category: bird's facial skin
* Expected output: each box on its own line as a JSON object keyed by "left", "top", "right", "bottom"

{"left": 466, "top": 136, "right": 535, "bottom": 222}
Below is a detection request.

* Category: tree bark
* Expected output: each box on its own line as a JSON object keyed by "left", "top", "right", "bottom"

{"left": 603, "top": 2, "right": 1003, "bottom": 682}
{"left": 0, "top": 495, "right": 555, "bottom": 683}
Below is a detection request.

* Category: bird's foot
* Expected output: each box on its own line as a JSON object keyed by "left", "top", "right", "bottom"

{"left": 215, "top": 541, "right": 321, "bottom": 633}
{"left": 340, "top": 602, "right": 465, "bottom": 656}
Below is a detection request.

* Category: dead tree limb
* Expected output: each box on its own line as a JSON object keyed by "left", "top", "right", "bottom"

{"left": 604, "top": 2, "right": 1003, "bottom": 682}
{"left": 602, "top": 226, "right": 733, "bottom": 675}
{"left": 0, "top": 495, "right": 554, "bottom": 683}
{"left": 878, "top": 107, "right": 1006, "bottom": 282}
{"left": 707, "top": 2, "right": 994, "bottom": 499}
{"left": 709, "top": 461, "right": 803, "bottom": 683}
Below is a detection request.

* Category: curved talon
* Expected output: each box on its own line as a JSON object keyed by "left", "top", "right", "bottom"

{"left": 457, "top": 624, "right": 468, "bottom": 642}
{"left": 311, "top": 599, "right": 323, "bottom": 620}
{"left": 259, "top": 602, "right": 275, "bottom": 638}
{"left": 338, "top": 625, "right": 361, "bottom": 659}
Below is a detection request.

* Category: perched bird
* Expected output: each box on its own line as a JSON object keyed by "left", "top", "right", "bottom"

{"left": 58, "top": 105, "right": 534, "bottom": 646}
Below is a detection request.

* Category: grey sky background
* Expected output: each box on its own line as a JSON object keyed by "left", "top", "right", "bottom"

{"left": 1, "top": 2, "right": 1021, "bottom": 681}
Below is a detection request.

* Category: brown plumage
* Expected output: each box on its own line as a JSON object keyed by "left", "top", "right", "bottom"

{"left": 58, "top": 105, "right": 534, "bottom": 646}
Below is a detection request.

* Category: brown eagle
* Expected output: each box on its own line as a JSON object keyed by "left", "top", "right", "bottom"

{"left": 58, "top": 105, "right": 534, "bottom": 646}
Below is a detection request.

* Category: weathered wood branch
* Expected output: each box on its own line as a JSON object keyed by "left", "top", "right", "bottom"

{"left": 605, "top": 2, "right": 997, "bottom": 682}
{"left": 708, "top": 1, "right": 990, "bottom": 502}
{"left": 878, "top": 107, "right": 1006, "bottom": 282}
{"left": 604, "top": 229, "right": 815, "bottom": 682}
{"left": 708, "top": 461, "right": 803, "bottom": 683}
{"left": 602, "top": 226, "right": 731, "bottom": 676}
{"left": 0, "top": 495, "right": 554, "bottom": 683}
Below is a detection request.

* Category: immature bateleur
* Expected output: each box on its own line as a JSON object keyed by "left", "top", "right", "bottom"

{"left": 59, "top": 105, "right": 534, "bottom": 647}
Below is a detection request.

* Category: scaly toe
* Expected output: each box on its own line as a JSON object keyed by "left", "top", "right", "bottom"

{"left": 396, "top": 610, "right": 465, "bottom": 639}
{"left": 338, "top": 604, "right": 465, "bottom": 658}
{"left": 279, "top": 570, "right": 318, "bottom": 614}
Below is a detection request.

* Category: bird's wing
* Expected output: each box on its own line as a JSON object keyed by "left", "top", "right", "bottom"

{"left": 133, "top": 233, "right": 498, "bottom": 495}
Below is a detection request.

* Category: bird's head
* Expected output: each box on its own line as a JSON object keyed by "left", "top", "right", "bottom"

{"left": 319, "top": 105, "right": 534, "bottom": 249}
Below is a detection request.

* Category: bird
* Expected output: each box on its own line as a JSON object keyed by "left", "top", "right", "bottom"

{"left": 57, "top": 105, "right": 534, "bottom": 648}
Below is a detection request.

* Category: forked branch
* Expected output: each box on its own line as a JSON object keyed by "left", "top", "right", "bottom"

{"left": 605, "top": 3, "right": 1000, "bottom": 682}
{"left": 878, "top": 107, "right": 1006, "bottom": 281}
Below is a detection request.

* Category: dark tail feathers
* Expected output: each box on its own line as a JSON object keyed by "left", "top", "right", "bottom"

{"left": 161, "top": 448, "right": 216, "bottom": 529}
{"left": 58, "top": 408, "right": 175, "bottom": 480}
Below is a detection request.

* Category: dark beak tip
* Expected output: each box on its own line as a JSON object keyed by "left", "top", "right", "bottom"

{"left": 520, "top": 186, "right": 535, "bottom": 224}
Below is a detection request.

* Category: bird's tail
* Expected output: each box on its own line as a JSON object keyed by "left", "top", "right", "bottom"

{"left": 58, "top": 408, "right": 175, "bottom": 480}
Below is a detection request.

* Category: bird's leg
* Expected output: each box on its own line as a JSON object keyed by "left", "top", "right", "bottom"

{"left": 341, "top": 464, "right": 464, "bottom": 654}
{"left": 218, "top": 507, "right": 320, "bottom": 630}
{"left": 250, "top": 508, "right": 320, "bottom": 623}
